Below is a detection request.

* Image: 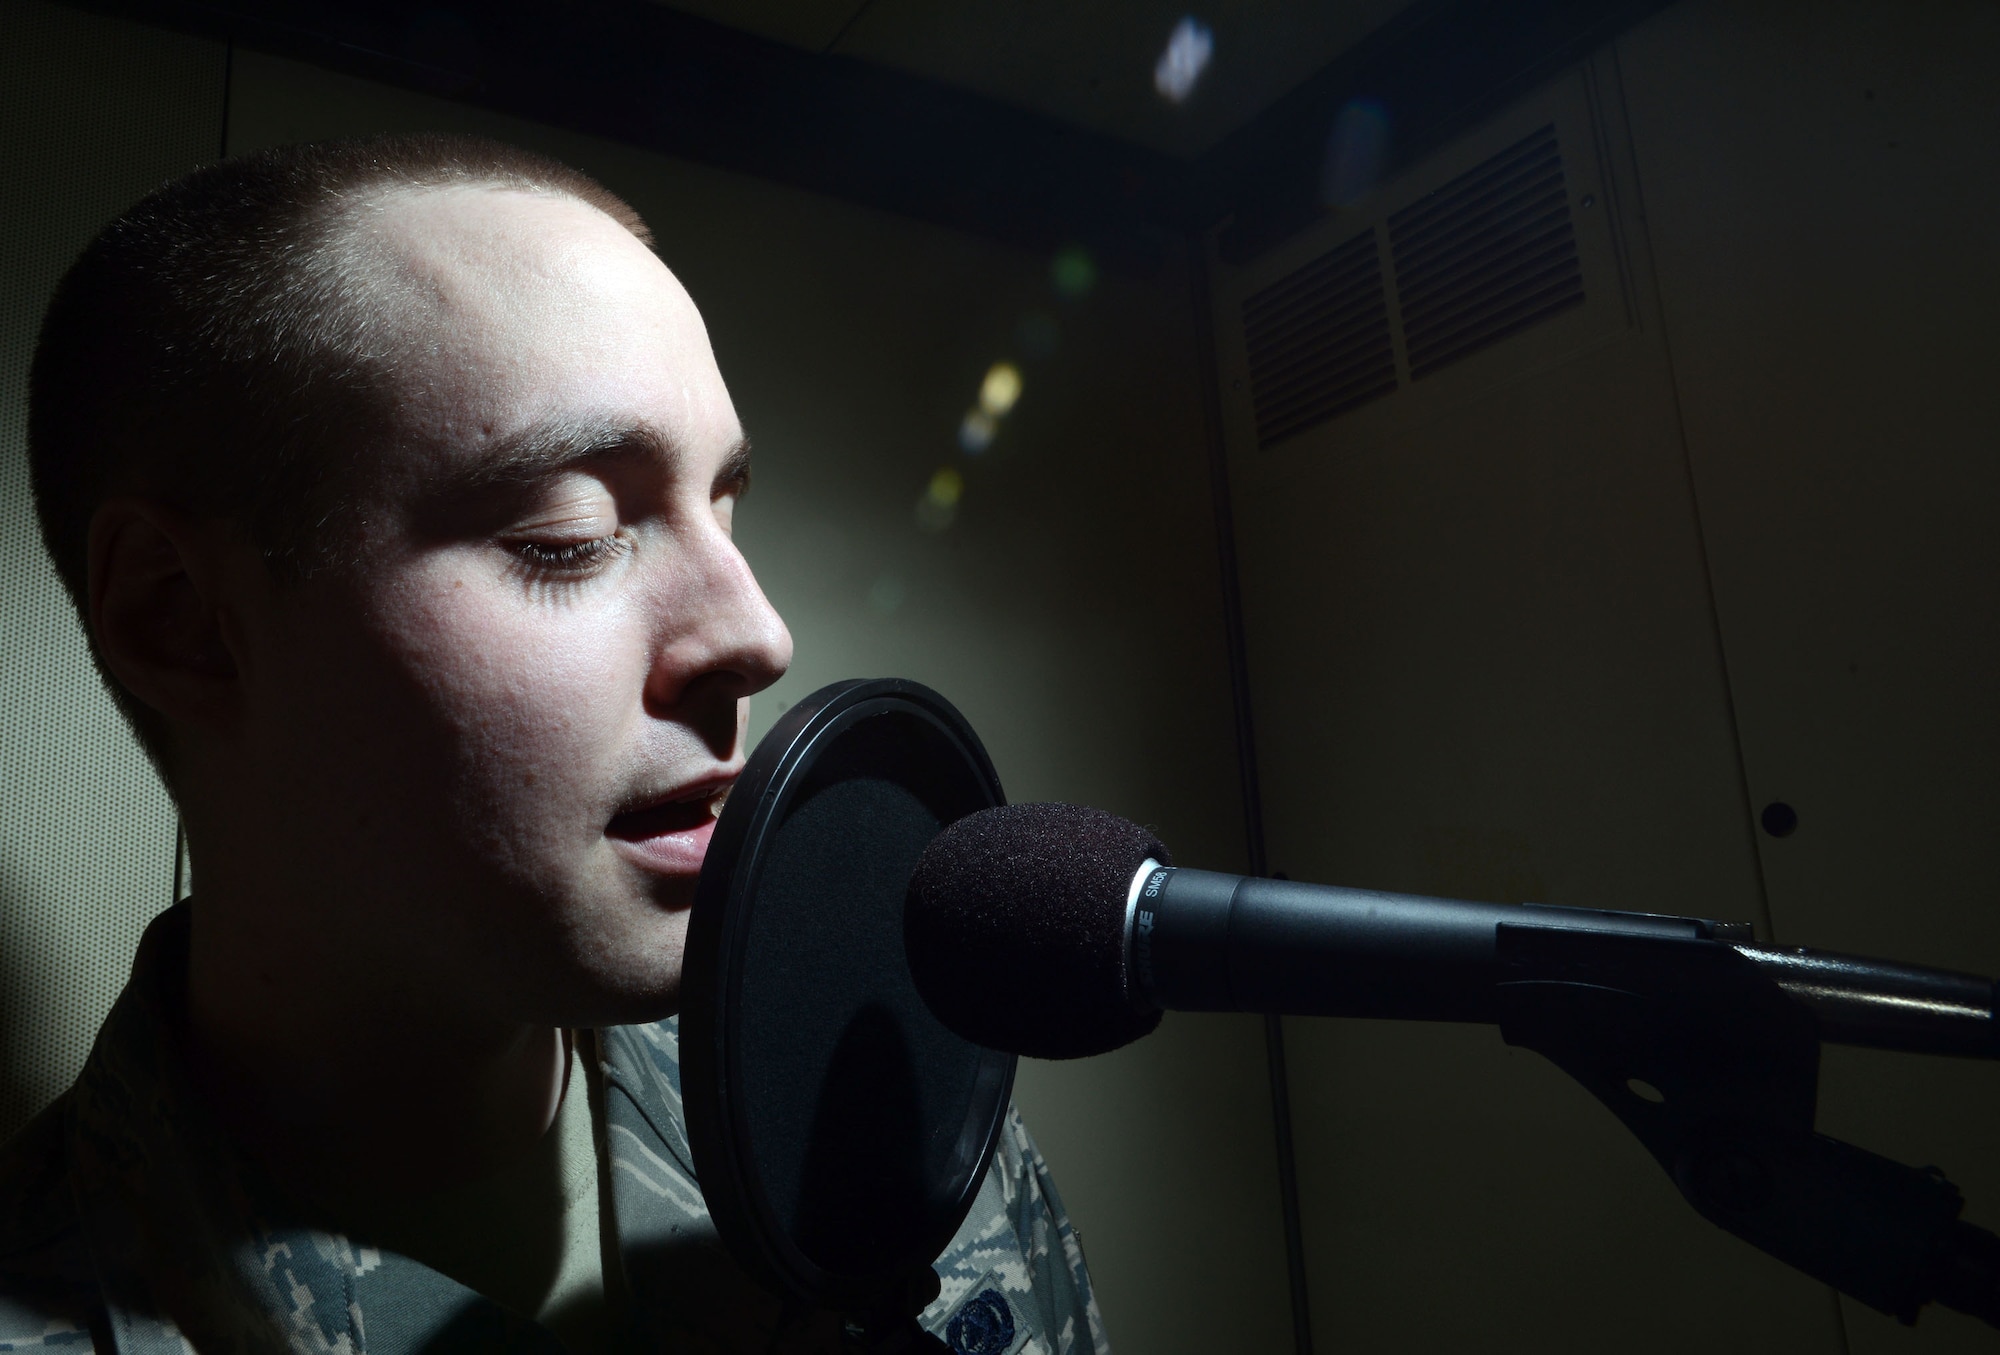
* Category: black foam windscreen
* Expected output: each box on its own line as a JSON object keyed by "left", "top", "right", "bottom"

{"left": 904, "top": 803, "right": 1170, "bottom": 1060}
{"left": 681, "top": 679, "right": 1014, "bottom": 1313}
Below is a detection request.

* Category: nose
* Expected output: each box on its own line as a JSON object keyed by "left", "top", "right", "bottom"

{"left": 642, "top": 522, "right": 793, "bottom": 716}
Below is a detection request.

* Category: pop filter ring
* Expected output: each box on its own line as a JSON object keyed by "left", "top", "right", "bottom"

{"left": 682, "top": 678, "right": 1016, "bottom": 1316}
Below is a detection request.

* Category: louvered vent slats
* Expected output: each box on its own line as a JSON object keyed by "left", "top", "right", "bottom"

{"left": 1389, "top": 125, "right": 1584, "bottom": 379}
{"left": 1241, "top": 230, "right": 1396, "bottom": 449}
{"left": 1237, "top": 125, "right": 1590, "bottom": 448}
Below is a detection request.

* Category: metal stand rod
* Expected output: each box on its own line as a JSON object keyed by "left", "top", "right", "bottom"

{"left": 1494, "top": 924, "right": 1998, "bottom": 1328}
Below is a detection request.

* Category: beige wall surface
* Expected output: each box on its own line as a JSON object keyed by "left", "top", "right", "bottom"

{"left": 0, "top": 0, "right": 217, "bottom": 1145}
{"left": 1217, "top": 0, "right": 1998, "bottom": 1350}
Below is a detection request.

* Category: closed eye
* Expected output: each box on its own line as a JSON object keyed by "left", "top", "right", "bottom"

{"left": 510, "top": 534, "right": 631, "bottom": 575}
{"left": 713, "top": 439, "right": 752, "bottom": 503}
{"left": 710, "top": 440, "right": 752, "bottom": 534}
{"left": 499, "top": 471, "right": 632, "bottom": 580}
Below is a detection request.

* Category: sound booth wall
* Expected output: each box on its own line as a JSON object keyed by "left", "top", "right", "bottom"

{"left": 1207, "top": 2, "right": 2000, "bottom": 1351}
{"left": 1617, "top": 5, "right": 2000, "bottom": 1350}
{"left": 0, "top": 0, "right": 216, "bottom": 1154}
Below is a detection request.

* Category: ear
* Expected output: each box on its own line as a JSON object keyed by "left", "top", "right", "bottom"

{"left": 87, "top": 498, "right": 247, "bottom": 733}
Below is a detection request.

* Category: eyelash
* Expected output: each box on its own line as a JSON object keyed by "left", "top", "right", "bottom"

{"left": 510, "top": 532, "right": 631, "bottom": 577}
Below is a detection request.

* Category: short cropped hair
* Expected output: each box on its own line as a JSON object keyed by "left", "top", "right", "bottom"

{"left": 28, "top": 134, "right": 652, "bottom": 781}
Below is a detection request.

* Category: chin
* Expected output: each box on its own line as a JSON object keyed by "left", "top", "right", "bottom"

{"left": 556, "top": 923, "right": 690, "bottom": 1027}
{"left": 477, "top": 862, "right": 699, "bottom": 1027}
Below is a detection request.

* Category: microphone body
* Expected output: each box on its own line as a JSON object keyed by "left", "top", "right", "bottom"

{"left": 1130, "top": 865, "right": 1999, "bottom": 1060}
{"left": 1133, "top": 865, "right": 1706, "bottom": 1022}
{"left": 902, "top": 803, "right": 1998, "bottom": 1062}
{"left": 904, "top": 803, "right": 2000, "bottom": 1329}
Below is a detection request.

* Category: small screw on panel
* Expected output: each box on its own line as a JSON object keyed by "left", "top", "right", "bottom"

{"left": 1760, "top": 802, "right": 1798, "bottom": 838}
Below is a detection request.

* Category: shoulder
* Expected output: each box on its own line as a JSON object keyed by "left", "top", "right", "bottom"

{"left": 966, "top": 1105, "right": 1081, "bottom": 1264}
{"left": 927, "top": 1105, "right": 1111, "bottom": 1355}
{"left": 0, "top": 1095, "right": 85, "bottom": 1275}
{"left": 0, "top": 1095, "right": 103, "bottom": 1349}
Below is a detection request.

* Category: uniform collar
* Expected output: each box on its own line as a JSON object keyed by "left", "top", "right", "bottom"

{"left": 70, "top": 904, "right": 840, "bottom": 1353}
{"left": 71, "top": 903, "right": 566, "bottom": 1353}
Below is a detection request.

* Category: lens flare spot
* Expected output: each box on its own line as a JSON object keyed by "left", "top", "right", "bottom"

{"left": 1154, "top": 16, "right": 1214, "bottom": 105}
{"left": 1051, "top": 245, "right": 1097, "bottom": 298}
{"left": 959, "top": 409, "right": 997, "bottom": 453}
{"left": 979, "top": 362, "right": 1022, "bottom": 418}
{"left": 927, "top": 467, "right": 965, "bottom": 507}
{"left": 917, "top": 467, "right": 964, "bottom": 532}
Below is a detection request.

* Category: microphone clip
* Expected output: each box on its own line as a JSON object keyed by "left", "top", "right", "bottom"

{"left": 1494, "top": 923, "right": 1997, "bottom": 1328}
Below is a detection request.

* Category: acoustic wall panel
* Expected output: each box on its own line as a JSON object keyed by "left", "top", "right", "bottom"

{"left": 0, "top": 0, "right": 221, "bottom": 1151}
{"left": 0, "top": 0, "right": 222, "bottom": 1143}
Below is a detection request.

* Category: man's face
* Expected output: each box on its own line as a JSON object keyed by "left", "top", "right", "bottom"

{"left": 224, "top": 186, "right": 791, "bottom": 1027}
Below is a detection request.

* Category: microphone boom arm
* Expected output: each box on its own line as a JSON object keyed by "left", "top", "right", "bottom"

{"left": 1495, "top": 921, "right": 1999, "bottom": 1329}
{"left": 1129, "top": 868, "right": 2000, "bottom": 1328}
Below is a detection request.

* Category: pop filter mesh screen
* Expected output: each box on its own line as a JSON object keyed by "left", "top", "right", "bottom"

{"left": 733, "top": 713, "right": 1005, "bottom": 1281}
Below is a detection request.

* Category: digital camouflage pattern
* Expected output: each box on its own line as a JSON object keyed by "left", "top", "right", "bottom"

{"left": 0, "top": 906, "right": 1112, "bottom": 1355}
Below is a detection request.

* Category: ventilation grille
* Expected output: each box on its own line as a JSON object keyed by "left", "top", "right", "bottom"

{"left": 1241, "top": 230, "right": 1396, "bottom": 449}
{"left": 1239, "top": 126, "right": 1593, "bottom": 448}
{"left": 1389, "top": 125, "right": 1584, "bottom": 379}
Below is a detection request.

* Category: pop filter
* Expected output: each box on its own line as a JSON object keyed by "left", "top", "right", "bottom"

{"left": 680, "top": 678, "right": 1015, "bottom": 1318}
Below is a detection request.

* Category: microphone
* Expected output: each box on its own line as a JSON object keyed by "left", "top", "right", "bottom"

{"left": 903, "top": 802, "right": 2000, "bottom": 1062}
{"left": 701, "top": 688, "right": 2000, "bottom": 1332}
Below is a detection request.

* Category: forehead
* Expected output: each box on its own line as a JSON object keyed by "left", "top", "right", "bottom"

{"left": 359, "top": 185, "right": 739, "bottom": 484}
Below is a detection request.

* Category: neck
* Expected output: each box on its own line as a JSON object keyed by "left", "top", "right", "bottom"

{"left": 184, "top": 889, "right": 569, "bottom": 1207}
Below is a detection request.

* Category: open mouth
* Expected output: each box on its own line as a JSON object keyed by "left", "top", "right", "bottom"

{"left": 606, "top": 783, "right": 729, "bottom": 841}
{"left": 606, "top": 780, "right": 732, "bottom": 877}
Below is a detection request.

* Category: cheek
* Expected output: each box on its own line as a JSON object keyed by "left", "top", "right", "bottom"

{"left": 381, "top": 575, "right": 646, "bottom": 791}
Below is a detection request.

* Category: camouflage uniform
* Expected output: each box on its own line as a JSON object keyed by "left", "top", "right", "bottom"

{"left": 0, "top": 905, "right": 1110, "bottom": 1355}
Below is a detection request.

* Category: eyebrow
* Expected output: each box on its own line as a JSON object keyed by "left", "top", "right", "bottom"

{"left": 428, "top": 415, "right": 752, "bottom": 501}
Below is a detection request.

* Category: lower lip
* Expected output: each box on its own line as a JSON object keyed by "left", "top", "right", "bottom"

{"left": 610, "top": 813, "right": 718, "bottom": 876}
